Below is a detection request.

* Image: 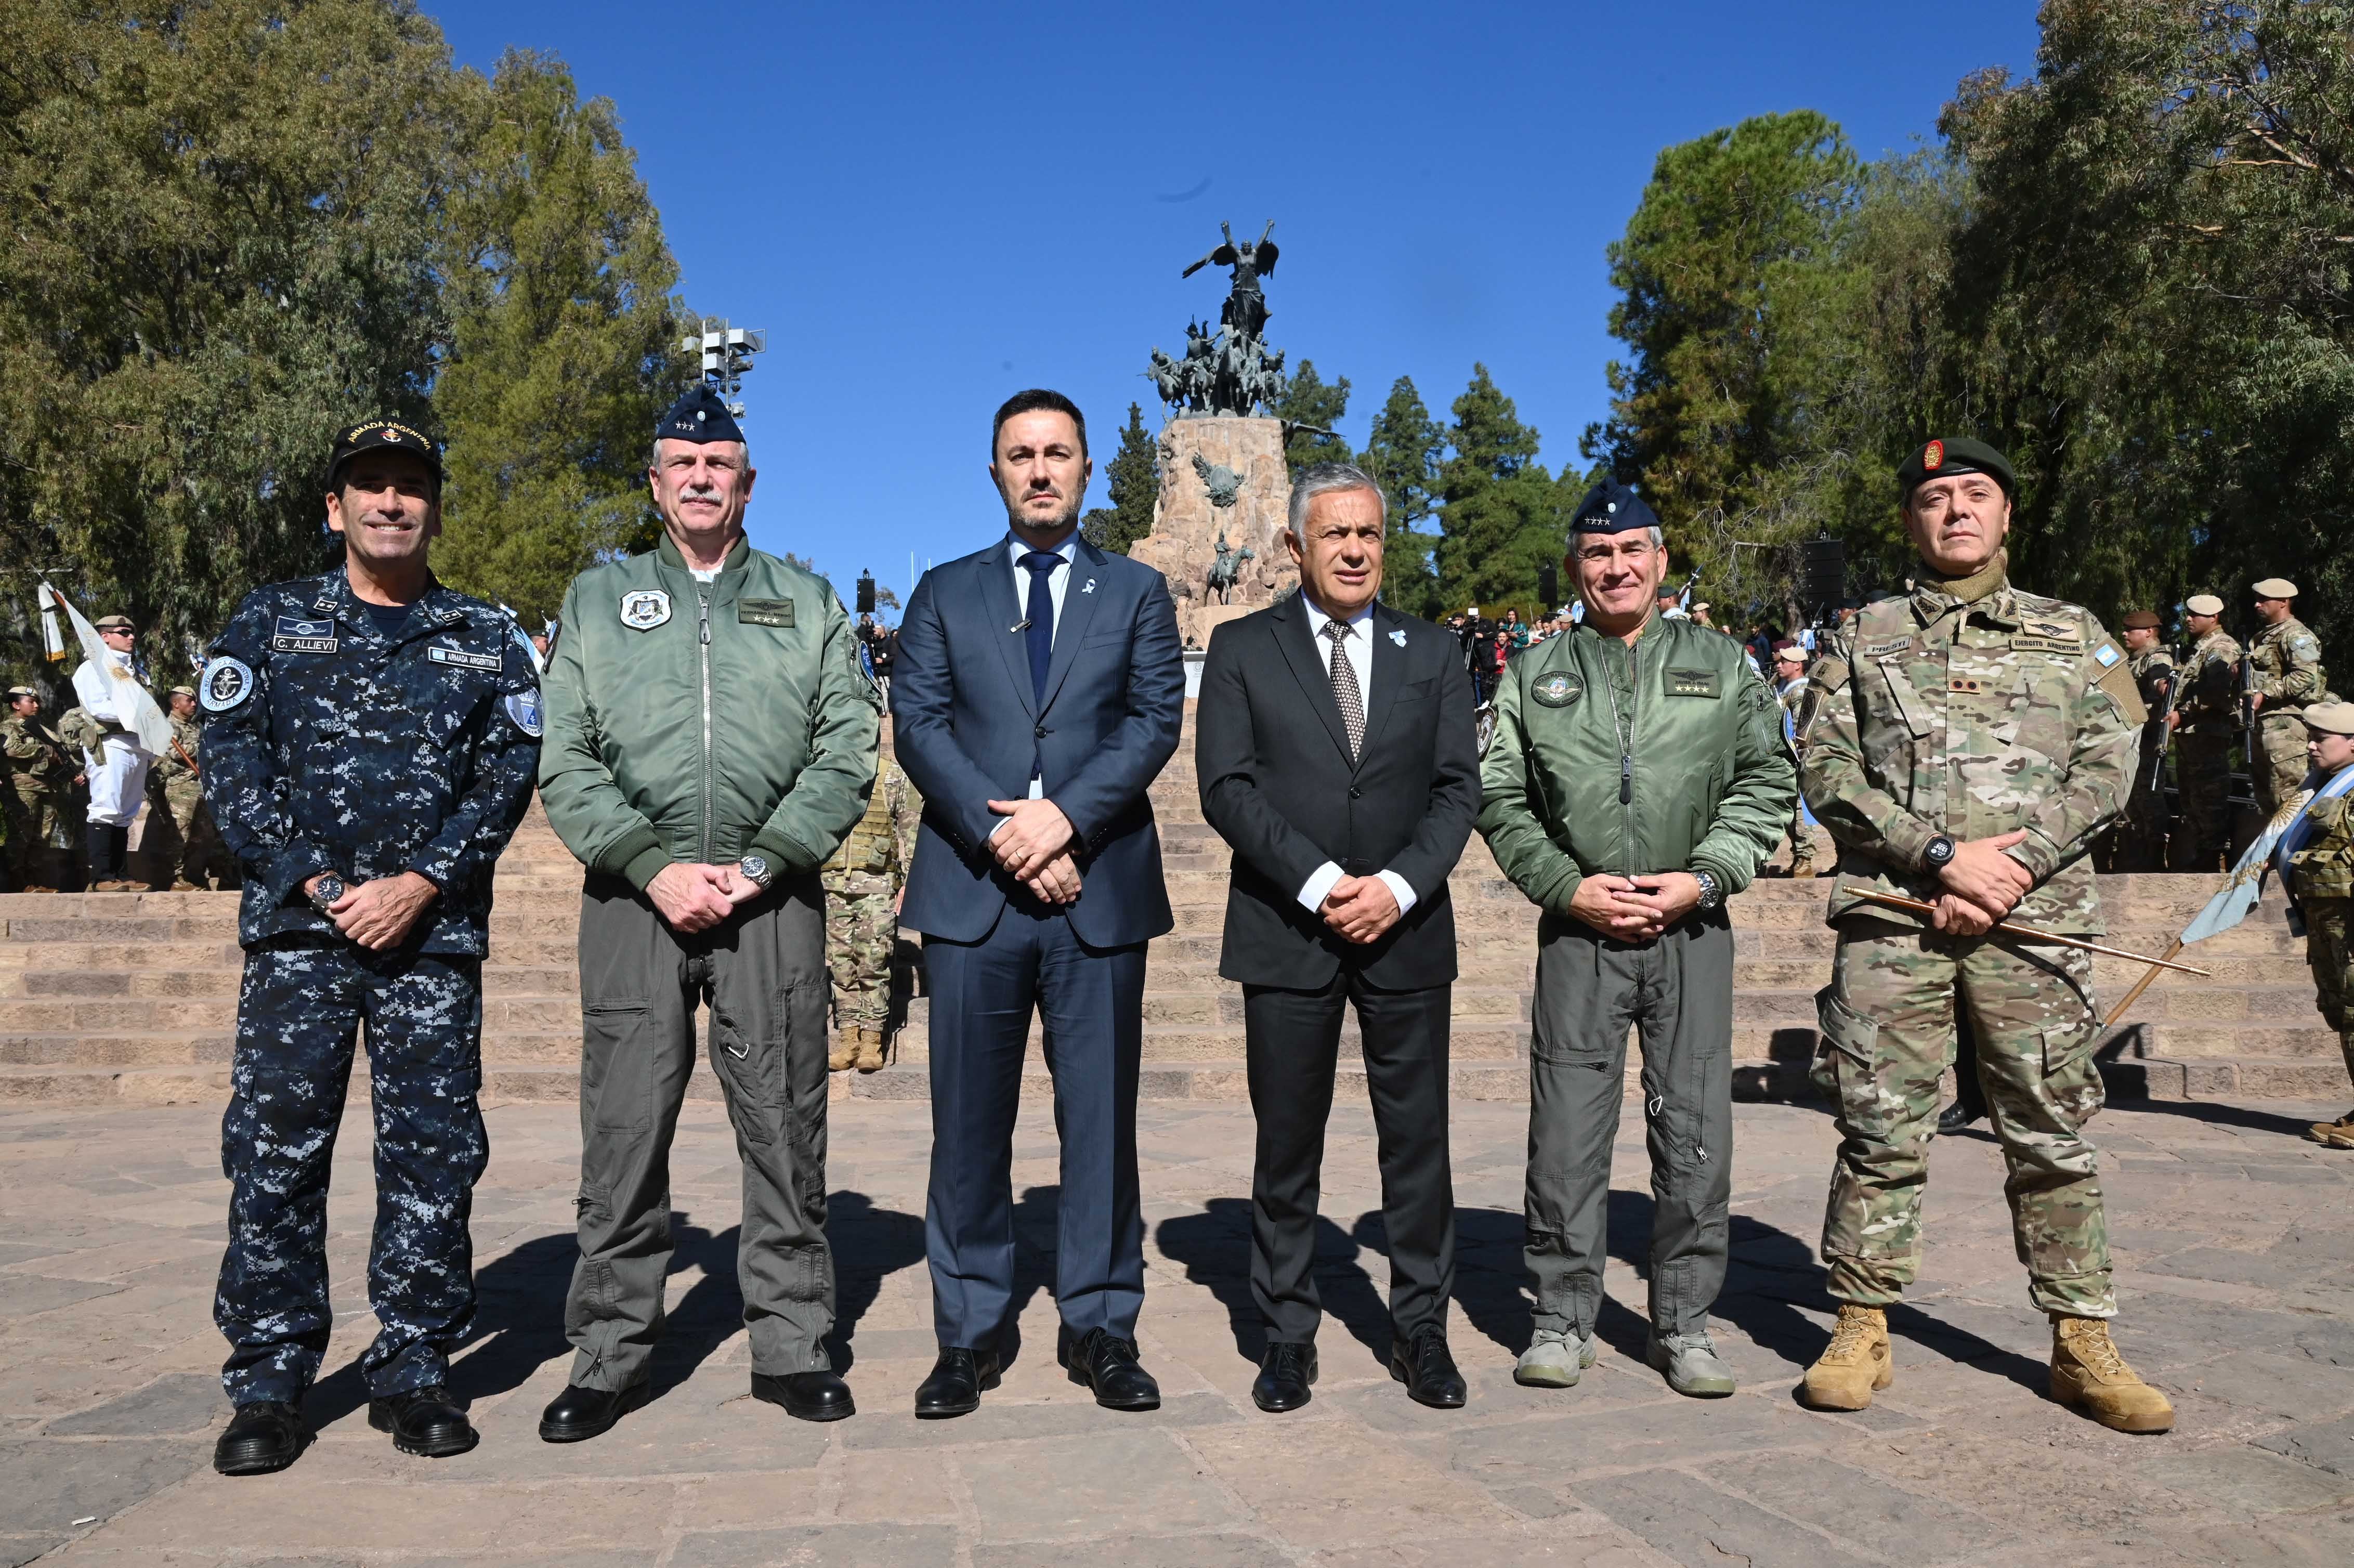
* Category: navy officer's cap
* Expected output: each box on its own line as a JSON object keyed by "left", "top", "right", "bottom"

{"left": 327, "top": 417, "right": 443, "bottom": 490}
{"left": 1569, "top": 478, "right": 1659, "bottom": 537}
{"left": 656, "top": 383, "right": 746, "bottom": 447}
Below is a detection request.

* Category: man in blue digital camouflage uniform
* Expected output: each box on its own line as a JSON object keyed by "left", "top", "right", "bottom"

{"left": 202, "top": 417, "right": 542, "bottom": 1475}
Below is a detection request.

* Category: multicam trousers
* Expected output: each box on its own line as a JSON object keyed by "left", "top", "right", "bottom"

{"left": 823, "top": 871, "right": 897, "bottom": 1034}
{"left": 215, "top": 942, "right": 488, "bottom": 1405}
{"left": 2304, "top": 897, "right": 2354, "bottom": 1091}
{"left": 1814, "top": 917, "right": 2114, "bottom": 1318}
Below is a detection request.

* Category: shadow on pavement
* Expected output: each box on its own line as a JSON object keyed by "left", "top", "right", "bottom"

{"left": 1155, "top": 1196, "right": 1398, "bottom": 1369}
{"left": 2101, "top": 1094, "right": 2333, "bottom": 1140}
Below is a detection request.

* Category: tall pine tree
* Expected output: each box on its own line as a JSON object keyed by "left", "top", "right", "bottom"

{"left": 1080, "top": 402, "right": 1159, "bottom": 555}
{"left": 1362, "top": 376, "right": 1445, "bottom": 616}
{"left": 1431, "top": 366, "right": 1561, "bottom": 618}
{"left": 1272, "top": 359, "right": 1353, "bottom": 475}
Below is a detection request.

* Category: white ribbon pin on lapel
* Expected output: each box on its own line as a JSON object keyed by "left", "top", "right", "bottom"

{"left": 1082, "top": 579, "right": 1096, "bottom": 594}
{"left": 1389, "top": 628, "right": 1407, "bottom": 647}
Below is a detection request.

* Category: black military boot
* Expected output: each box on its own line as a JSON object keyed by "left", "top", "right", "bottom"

{"left": 214, "top": 1400, "right": 308, "bottom": 1475}
{"left": 368, "top": 1384, "right": 478, "bottom": 1458}
{"left": 85, "top": 824, "right": 120, "bottom": 891}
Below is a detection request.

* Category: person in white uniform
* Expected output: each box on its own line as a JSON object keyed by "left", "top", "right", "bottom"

{"left": 74, "top": 613, "right": 156, "bottom": 891}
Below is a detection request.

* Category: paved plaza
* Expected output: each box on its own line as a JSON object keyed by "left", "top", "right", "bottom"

{"left": 3, "top": 1086, "right": 2353, "bottom": 1567}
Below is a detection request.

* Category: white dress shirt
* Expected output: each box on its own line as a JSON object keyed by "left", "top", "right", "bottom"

{"left": 1294, "top": 595, "right": 1417, "bottom": 920}
{"left": 995, "top": 531, "right": 1081, "bottom": 824}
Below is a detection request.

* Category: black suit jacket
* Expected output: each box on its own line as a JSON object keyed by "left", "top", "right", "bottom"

{"left": 1196, "top": 594, "right": 1480, "bottom": 989}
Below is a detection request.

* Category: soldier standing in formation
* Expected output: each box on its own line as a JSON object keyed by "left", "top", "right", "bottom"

{"left": 824, "top": 740, "right": 920, "bottom": 1073}
{"left": 2247, "top": 578, "right": 2327, "bottom": 821}
{"left": 1772, "top": 639, "right": 1816, "bottom": 877}
{"left": 2096, "top": 610, "right": 2176, "bottom": 872}
{"left": 205, "top": 418, "right": 543, "bottom": 1475}
{"left": 1794, "top": 437, "right": 2173, "bottom": 1433}
{"left": 2170, "top": 594, "right": 2240, "bottom": 871}
{"left": 2282, "top": 702, "right": 2354, "bottom": 1152}
{"left": 150, "top": 684, "right": 232, "bottom": 890}
{"left": 2, "top": 685, "right": 80, "bottom": 891}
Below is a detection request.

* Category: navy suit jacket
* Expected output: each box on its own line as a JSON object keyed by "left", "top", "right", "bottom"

{"left": 892, "top": 534, "right": 1184, "bottom": 948}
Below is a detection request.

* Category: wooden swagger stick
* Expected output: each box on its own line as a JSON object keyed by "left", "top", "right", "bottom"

{"left": 2100, "top": 937, "right": 2186, "bottom": 1028}
{"left": 1844, "top": 889, "right": 2212, "bottom": 977}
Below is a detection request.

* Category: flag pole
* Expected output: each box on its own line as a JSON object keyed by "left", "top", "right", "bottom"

{"left": 2101, "top": 938, "right": 2184, "bottom": 1028}
{"left": 1843, "top": 890, "right": 2211, "bottom": 976}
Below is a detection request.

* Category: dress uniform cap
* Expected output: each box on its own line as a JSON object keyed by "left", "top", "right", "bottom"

{"left": 1897, "top": 436, "right": 2014, "bottom": 500}
{"left": 92, "top": 615, "right": 134, "bottom": 631}
{"left": 326, "top": 417, "right": 444, "bottom": 490}
{"left": 1568, "top": 479, "right": 1659, "bottom": 537}
{"left": 2252, "top": 577, "right": 2298, "bottom": 599}
{"left": 2301, "top": 701, "right": 2354, "bottom": 737}
{"left": 2120, "top": 610, "right": 2162, "bottom": 630}
{"left": 655, "top": 383, "right": 745, "bottom": 447}
{"left": 2184, "top": 594, "right": 2225, "bottom": 616}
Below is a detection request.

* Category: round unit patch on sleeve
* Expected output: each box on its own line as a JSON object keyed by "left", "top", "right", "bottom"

{"left": 503, "top": 690, "right": 545, "bottom": 738}
{"left": 199, "top": 656, "right": 255, "bottom": 712}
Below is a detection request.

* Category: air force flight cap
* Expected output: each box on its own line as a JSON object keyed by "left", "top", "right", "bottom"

{"left": 2185, "top": 594, "right": 2225, "bottom": 616}
{"left": 1569, "top": 478, "right": 1659, "bottom": 537}
{"left": 1897, "top": 436, "right": 2015, "bottom": 500}
{"left": 656, "top": 383, "right": 746, "bottom": 447}
{"left": 327, "top": 418, "right": 443, "bottom": 490}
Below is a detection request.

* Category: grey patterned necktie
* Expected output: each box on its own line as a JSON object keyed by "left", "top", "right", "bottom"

{"left": 1323, "top": 618, "right": 1364, "bottom": 759}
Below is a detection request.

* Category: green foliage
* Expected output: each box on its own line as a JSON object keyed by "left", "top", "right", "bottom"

{"left": 430, "top": 50, "right": 690, "bottom": 624}
{"left": 1362, "top": 376, "right": 1445, "bottom": 616}
{"left": 1080, "top": 402, "right": 1159, "bottom": 556}
{"left": 1272, "top": 359, "right": 1353, "bottom": 474}
{"left": 0, "top": 2, "right": 687, "bottom": 687}
{"left": 1431, "top": 366, "right": 1563, "bottom": 619}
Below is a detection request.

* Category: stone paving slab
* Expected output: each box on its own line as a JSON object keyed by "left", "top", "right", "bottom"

{"left": 3, "top": 1088, "right": 2353, "bottom": 1565}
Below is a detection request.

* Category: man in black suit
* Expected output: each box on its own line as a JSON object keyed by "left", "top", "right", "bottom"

{"left": 892, "top": 389, "right": 1185, "bottom": 1417}
{"left": 1195, "top": 462, "right": 1481, "bottom": 1412}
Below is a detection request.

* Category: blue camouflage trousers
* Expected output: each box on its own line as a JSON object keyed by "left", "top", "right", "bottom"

{"left": 215, "top": 941, "right": 488, "bottom": 1405}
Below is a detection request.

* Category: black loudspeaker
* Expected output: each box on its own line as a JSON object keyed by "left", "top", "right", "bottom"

{"left": 855, "top": 572, "right": 876, "bottom": 614}
{"left": 1537, "top": 564, "right": 1559, "bottom": 608}
{"left": 1799, "top": 539, "right": 1845, "bottom": 612}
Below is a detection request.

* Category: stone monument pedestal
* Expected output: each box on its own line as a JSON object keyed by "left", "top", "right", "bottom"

{"left": 1126, "top": 416, "right": 1299, "bottom": 650}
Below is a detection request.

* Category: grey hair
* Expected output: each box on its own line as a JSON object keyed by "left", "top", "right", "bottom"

{"left": 1570, "top": 524, "right": 1666, "bottom": 551}
{"left": 1287, "top": 462, "right": 1388, "bottom": 542}
{"left": 648, "top": 436, "right": 752, "bottom": 473}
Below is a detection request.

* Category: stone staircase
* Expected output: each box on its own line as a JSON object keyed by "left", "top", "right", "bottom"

{"left": 0, "top": 715, "right": 2342, "bottom": 1107}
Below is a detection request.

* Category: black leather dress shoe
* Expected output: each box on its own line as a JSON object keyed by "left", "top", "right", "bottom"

{"left": 1390, "top": 1329, "right": 1468, "bottom": 1409}
{"left": 214, "top": 1400, "right": 308, "bottom": 1475}
{"left": 368, "top": 1384, "right": 478, "bottom": 1458}
{"left": 1061, "top": 1325, "right": 1161, "bottom": 1411}
{"left": 538, "top": 1379, "right": 649, "bottom": 1443}
{"left": 913, "top": 1347, "right": 1000, "bottom": 1418}
{"left": 1251, "top": 1342, "right": 1318, "bottom": 1413}
{"left": 1937, "top": 1093, "right": 1986, "bottom": 1134}
{"left": 752, "top": 1369, "right": 856, "bottom": 1422}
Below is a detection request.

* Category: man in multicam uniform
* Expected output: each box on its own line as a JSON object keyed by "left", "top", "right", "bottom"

{"left": 2170, "top": 593, "right": 2240, "bottom": 872}
{"left": 202, "top": 417, "right": 541, "bottom": 1476}
{"left": 825, "top": 741, "right": 920, "bottom": 1072}
{"left": 2094, "top": 610, "right": 2175, "bottom": 873}
{"left": 1772, "top": 640, "right": 1816, "bottom": 877}
{"left": 2, "top": 685, "right": 80, "bottom": 891}
{"left": 149, "top": 684, "right": 232, "bottom": 890}
{"left": 2247, "top": 577, "right": 2328, "bottom": 821}
{"left": 1794, "top": 436, "right": 2174, "bottom": 1434}
{"left": 2282, "top": 702, "right": 2354, "bottom": 1151}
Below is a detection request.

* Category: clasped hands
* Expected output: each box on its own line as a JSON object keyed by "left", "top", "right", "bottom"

{"left": 645, "top": 861, "right": 771, "bottom": 933}
{"left": 988, "top": 796, "right": 1082, "bottom": 904}
{"left": 1927, "top": 828, "right": 2034, "bottom": 936}
{"left": 1320, "top": 873, "right": 1402, "bottom": 945}
{"left": 302, "top": 870, "right": 439, "bottom": 951}
{"left": 1567, "top": 872, "right": 1702, "bottom": 942}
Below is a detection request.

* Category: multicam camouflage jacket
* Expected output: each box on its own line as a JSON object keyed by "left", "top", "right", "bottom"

{"left": 1, "top": 713, "right": 77, "bottom": 793}
{"left": 2175, "top": 628, "right": 2244, "bottom": 734}
{"left": 2287, "top": 781, "right": 2354, "bottom": 904}
{"left": 1797, "top": 572, "right": 2142, "bottom": 934}
{"left": 154, "top": 714, "right": 202, "bottom": 788}
{"left": 201, "top": 568, "right": 543, "bottom": 953}
{"left": 823, "top": 754, "right": 921, "bottom": 889}
{"left": 2250, "top": 616, "right": 2327, "bottom": 712}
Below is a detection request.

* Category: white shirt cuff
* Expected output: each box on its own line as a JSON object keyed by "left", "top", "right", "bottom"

{"left": 1297, "top": 861, "right": 1345, "bottom": 912}
{"left": 1376, "top": 869, "right": 1418, "bottom": 916}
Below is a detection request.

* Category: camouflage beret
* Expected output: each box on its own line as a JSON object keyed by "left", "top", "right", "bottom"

{"left": 1897, "top": 436, "right": 2014, "bottom": 500}
{"left": 2303, "top": 701, "right": 2354, "bottom": 737}
{"left": 2120, "top": 610, "right": 2161, "bottom": 630}
{"left": 2184, "top": 594, "right": 2225, "bottom": 616}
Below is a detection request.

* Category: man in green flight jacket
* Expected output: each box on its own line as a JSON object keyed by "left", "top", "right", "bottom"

{"left": 1477, "top": 480, "right": 1793, "bottom": 1400}
{"left": 535, "top": 384, "right": 880, "bottom": 1440}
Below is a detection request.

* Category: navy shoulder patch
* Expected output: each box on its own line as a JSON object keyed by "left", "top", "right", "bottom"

{"left": 503, "top": 690, "right": 544, "bottom": 738}
{"left": 200, "top": 656, "right": 255, "bottom": 712}
{"left": 1531, "top": 670, "right": 1584, "bottom": 708}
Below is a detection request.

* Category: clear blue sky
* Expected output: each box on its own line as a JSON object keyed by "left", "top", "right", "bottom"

{"left": 431, "top": 2, "right": 2041, "bottom": 602}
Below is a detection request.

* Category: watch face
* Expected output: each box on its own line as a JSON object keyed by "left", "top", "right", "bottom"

{"left": 740, "top": 855, "right": 770, "bottom": 883}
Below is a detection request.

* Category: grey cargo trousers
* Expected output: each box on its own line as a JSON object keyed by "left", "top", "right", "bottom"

{"left": 1525, "top": 908, "right": 1734, "bottom": 1339}
{"left": 564, "top": 873, "right": 835, "bottom": 1390}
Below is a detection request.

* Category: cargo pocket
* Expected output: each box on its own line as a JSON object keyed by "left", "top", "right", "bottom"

{"left": 580, "top": 999, "right": 653, "bottom": 1134}
{"left": 2039, "top": 1015, "right": 2104, "bottom": 1129}
{"left": 1812, "top": 986, "right": 1883, "bottom": 1128}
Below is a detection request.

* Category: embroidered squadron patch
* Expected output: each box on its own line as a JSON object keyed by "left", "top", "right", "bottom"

{"left": 503, "top": 690, "right": 544, "bottom": 737}
{"left": 1532, "top": 671, "right": 1583, "bottom": 708}
{"left": 200, "top": 656, "right": 254, "bottom": 712}
{"left": 426, "top": 645, "right": 502, "bottom": 672}
{"left": 269, "top": 616, "right": 338, "bottom": 654}
{"left": 619, "top": 590, "right": 672, "bottom": 631}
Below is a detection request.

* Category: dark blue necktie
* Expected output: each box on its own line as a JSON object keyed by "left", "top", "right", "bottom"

{"left": 1019, "top": 550, "right": 1058, "bottom": 706}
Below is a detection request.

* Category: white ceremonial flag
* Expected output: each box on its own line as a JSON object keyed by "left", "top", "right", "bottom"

{"left": 43, "top": 582, "right": 173, "bottom": 756}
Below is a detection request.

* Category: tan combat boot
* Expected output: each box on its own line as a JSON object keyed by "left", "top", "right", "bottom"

{"left": 854, "top": 1027, "right": 887, "bottom": 1073}
{"left": 828, "top": 1032, "right": 858, "bottom": 1072}
{"left": 1798, "top": 1304, "right": 1891, "bottom": 1410}
{"left": 1789, "top": 856, "right": 1816, "bottom": 879}
{"left": 2308, "top": 1108, "right": 2354, "bottom": 1149}
{"left": 2049, "top": 1316, "right": 2175, "bottom": 1433}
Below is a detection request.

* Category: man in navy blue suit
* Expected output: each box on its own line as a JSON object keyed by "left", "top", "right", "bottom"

{"left": 891, "top": 389, "right": 1185, "bottom": 1417}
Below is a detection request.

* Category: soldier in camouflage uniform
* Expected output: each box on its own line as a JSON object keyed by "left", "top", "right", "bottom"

{"left": 2248, "top": 578, "right": 2327, "bottom": 820}
{"left": 1773, "top": 641, "right": 1817, "bottom": 876}
{"left": 148, "top": 685, "right": 232, "bottom": 890}
{"left": 825, "top": 744, "right": 920, "bottom": 1072}
{"left": 2283, "top": 703, "right": 2354, "bottom": 1149}
{"left": 1794, "top": 437, "right": 2174, "bottom": 1434}
{"left": 2095, "top": 611, "right": 2175, "bottom": 873}
{"left": 2, "top": 686, "right": 80, "bottom": 891}
{"left": 203, "top": 419, "right": 541, "bottom": 1476}
{"left": 2170, "top": 594, "right": 2241, "bottom": 872}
